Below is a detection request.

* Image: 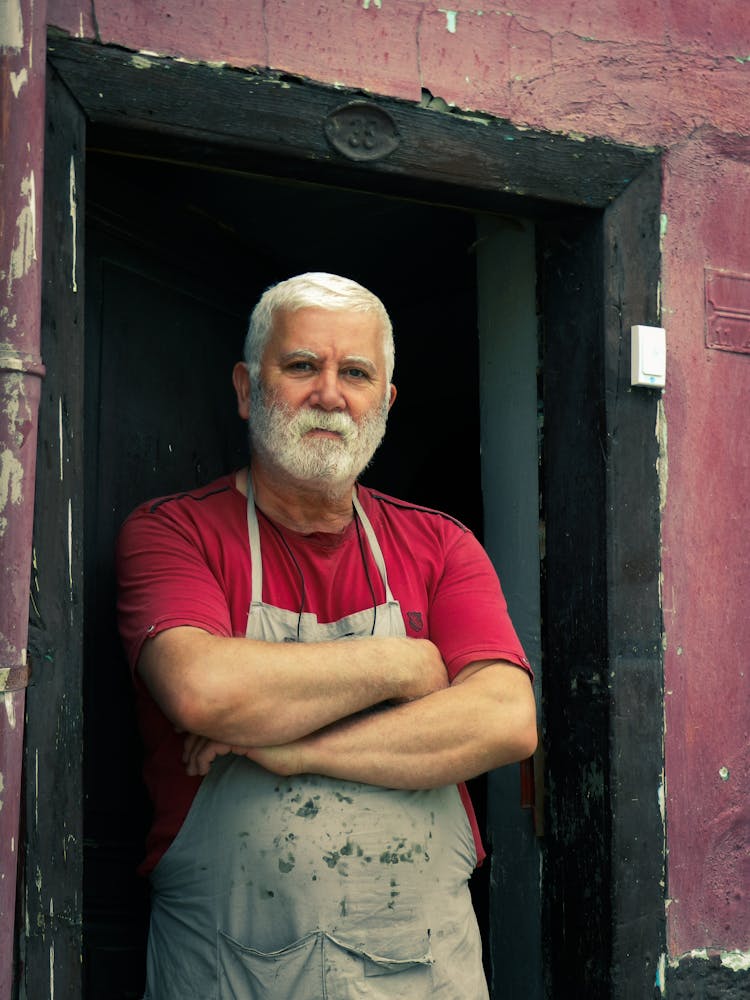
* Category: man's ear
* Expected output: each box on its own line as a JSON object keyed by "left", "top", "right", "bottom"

{"left": 387, "top": 383, "right": 397, "bottom": 410}
{"left": 232, "top": 362, "right": 251, "bottom": 420}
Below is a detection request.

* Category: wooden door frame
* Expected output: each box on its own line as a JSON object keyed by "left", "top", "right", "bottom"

{"left": 27, "top": 33, "right": 664, "bottom": 999}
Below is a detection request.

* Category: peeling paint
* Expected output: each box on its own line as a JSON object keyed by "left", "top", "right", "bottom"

{"left": 0, "top": 307, "right": 16, "bottom": 329}
{"left": 0, "top": 0, "right": 24, "bottom": 50}
{"left": 659, "top": 213, "right": 668, "bottom": 254}
{"left": 722, "top": 951, "right": 750, "bottom": 972}
{"left": 130, "top": 53, "right": 154, "bottom": 70}
{"left": 58, "top": 398, "right": 64, "bottom": 482}
{"left": 669, "top": 948, "right": 750, "bottom": 972}
{"left": 67, "top": 498, "right": 73, "bottom": 594}
{"left": 657, "top": 778, "right": 665, "bottom": 825}
{"left": 0, "top": 447, "right": 25, "bottom": 532}
{"left": 1, "top": 371, "right": 24, "bottom": 448}
{"left": 10, "top": 66, "right": 28, "bottom": 97}
{"left": 362, "top": 0, "right": 382, "bottom": 9}
{"left": 656, "top": 952, "right": 666, "bottom": 993}
{"left": 656, "top": 398, "right": 668, "bottom": 513}
{"left": 4, "top": 692, "right": 17, "bottom": 729}
{"left": 69, "top": 158, "right": 78, "bottom": 292}
{"left": 7, "top": 172, "right": 37, "bottom": 294}
{"left": 438, "top": 9, "right": 457, "bottom": 33}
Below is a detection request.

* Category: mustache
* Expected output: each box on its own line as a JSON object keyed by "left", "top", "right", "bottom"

{"left": 291, "top": 409, "right": 357, "bottom": 441}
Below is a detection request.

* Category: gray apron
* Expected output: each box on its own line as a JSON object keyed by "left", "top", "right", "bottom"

{"left": 144, "top": 482, "right": 489, "bottom": 1000}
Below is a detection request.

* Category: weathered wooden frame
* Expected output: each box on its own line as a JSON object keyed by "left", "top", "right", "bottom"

{"left": 27, "top": 33, "right": 664, "bottom": 999}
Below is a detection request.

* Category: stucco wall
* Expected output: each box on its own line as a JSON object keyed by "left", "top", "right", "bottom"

{"left": 45, "top": 0, "right": 750, "bottom": 973}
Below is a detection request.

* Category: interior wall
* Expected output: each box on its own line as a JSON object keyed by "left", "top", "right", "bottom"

{"left": 476, "top": 216, "right": 543, "bottom": 997}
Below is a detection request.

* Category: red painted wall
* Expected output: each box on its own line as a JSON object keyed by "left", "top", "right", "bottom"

{"left": 46, "top": 0, "right": 750, "bottom": 964}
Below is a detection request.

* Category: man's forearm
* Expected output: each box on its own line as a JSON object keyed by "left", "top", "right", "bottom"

{"left": 138, "top": 626, "right": 448, "bottom": 746}
{"left": 241, "top": 662, "right": 538, "bottom": 789}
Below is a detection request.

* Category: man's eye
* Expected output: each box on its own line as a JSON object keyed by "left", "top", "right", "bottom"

{"left": 289, "top": 361, "right": 314, "bottom": 372}
{"left": 344, "top": 368, "right": 368, "bottom": 379}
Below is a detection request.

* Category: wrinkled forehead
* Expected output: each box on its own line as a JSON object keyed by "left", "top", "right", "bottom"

{"left": 267, "top": 307, "right": 389, "bottom": 363}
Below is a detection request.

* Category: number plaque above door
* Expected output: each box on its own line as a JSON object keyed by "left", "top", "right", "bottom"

{"left": 324, "top": 102, "right": 400, "bottom": 162}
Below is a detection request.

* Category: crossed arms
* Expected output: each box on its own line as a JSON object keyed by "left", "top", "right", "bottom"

{"left": 138, "top": 627, "right": 538, "bottom": 789}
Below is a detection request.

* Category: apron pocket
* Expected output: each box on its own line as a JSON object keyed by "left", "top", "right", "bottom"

{"left": 325, "top": 929, "right": 433, "bottom": 978}
{"left": 328, "top": 932, "right": 434, "bottom": 997}
{"left": 362, "top": 949, "right": 433, "bottom": 977}
{"left": 218, "top": 928, "right": 435, "bottom": 999}
{"left": 218, "top": 930, "right": 323, "bottom": 1000}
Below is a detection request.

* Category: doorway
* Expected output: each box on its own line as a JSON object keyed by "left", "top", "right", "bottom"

{"left": 81, "top": 148, "right": 539, "bottom": 997}
{"left": 28, "top": 37, "right": 665, "bottom": 1000}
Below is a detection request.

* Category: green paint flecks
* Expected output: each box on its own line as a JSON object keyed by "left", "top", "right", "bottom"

{"left": 278, "top": 853, "right": 296, "bottom": 873}
{"left": 295, "top": 797, "right": 320, "bottom": 818}
{"left": 438, "top": 9, "right": 458, "bottom": 33}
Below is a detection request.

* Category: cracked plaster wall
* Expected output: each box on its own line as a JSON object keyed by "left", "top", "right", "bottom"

{"left": 42, "top": 0, "right": 750, "bottom": 967}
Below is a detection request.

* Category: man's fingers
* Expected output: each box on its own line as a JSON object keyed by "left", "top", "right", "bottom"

{"left": 182, "top": 731, "right": 202, "bottom": 763}
{"left": 184, "top": 738, "right": 230, "bottom": 775}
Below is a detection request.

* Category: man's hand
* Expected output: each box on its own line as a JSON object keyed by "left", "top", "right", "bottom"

{"left": 183, "top": 733, "right": 237, "bottom": 776}
{"left": 182, "top": 731, "right": 306, "bottom": 777}
{"left": 397, "top": 636, "right": 449, "bottom": 702}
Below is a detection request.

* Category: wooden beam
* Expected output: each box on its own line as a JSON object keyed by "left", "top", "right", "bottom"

{"left": 47, "top": 35, "right": 655, "bottom": 213}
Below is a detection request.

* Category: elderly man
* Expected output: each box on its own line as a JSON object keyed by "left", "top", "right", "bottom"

{"left": 117, "top": 272, "right": 536, "bottom": 1000}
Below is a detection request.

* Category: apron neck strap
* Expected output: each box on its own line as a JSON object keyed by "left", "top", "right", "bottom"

{"left": 245, "top": 474, "right": 396, "bottom": 605}
{"left": 352, "top": 488, "right": 396, "bottom": 604}
{"left": 246, "top": 473, "right": 264, "bottom": 605}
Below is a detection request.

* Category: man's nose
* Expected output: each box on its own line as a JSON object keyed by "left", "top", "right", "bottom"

{"left": 309, "top": 368, "right": 346, "bottom": 410}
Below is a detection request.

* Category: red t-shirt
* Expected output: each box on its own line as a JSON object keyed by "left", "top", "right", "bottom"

{"left": 116, "top": 474, "right": 531, "bottom": 874}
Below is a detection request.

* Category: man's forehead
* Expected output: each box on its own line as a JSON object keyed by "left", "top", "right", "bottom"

{"left": 268, "top": 309, "right": 385, "bottom": 358}
{"left": 272, "top": 305, "right": 379, "bottom": 330}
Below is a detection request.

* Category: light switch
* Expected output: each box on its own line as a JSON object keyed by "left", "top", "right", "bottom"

{"left": 631, "top": 325, "right": 666, "bottom": 387}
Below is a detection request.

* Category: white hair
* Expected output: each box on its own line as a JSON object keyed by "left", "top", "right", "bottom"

{"left": 244, "top": 272, "right": 395, "bottom": 383}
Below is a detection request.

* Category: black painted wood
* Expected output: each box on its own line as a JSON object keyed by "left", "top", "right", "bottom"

{"left": 538, "top": 211, "right": 613, "bottom": 996}
{"left": 602, "top": 160, "right": 665, "bottom": 1000}
{"left": 667, "top": 956, "right": 750, "bottom": 999}
{"left": 47, "top": 34, "right": 653, "bottom": 214}
{"left": 23, "top": 64, "right": 86, "bottom": 1000}
{"left": 537, "top": 160, "right": 665, "bottom": 998}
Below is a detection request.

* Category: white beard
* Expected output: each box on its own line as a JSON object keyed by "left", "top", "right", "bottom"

{"left": 248, "top": 386, "right": 388, "bottom": 490}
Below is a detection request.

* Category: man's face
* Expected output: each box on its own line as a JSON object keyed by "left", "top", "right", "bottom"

{"left": 239, "top": 308, "right": 396, "bottom": 489}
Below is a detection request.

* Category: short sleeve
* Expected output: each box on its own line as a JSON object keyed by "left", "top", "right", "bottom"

{"left": 116, "top": 504, "right": 234, "bottom": 671}
{"left": 428, "top": 530, "right": 532, "bottom": 682}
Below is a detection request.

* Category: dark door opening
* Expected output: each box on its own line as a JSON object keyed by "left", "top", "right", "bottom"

{"left": 34, "top": 41, "right": 663, "bottom": 1000}
{"left": 83, "top": 150, "right": 494, "bottom": 996}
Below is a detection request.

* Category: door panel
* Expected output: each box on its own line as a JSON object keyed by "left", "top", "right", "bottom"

{"left": 83, "top": 229, "right": 248, "bottom": 997}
